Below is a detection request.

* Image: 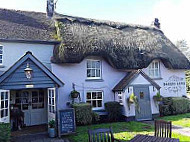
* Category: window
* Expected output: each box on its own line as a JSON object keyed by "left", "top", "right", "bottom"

{"left": 48, "top": 89, "right": 55, "bottom": 113}
{"left": 117, "top": 92, "right": 123, "bottom": 105}
{"left": 0, "top": 91, "right": 9, "bottom": 118}
{"left": 0, "top": 45, "right": 3, "bottom": 64}
{"left": 87, "top": 60, "right": 101, "bottom": 79}
{"left": 149, "top": 61, "right": 160, "bottom": 78}
{"left": 86, "top": 91, "right": 103, "bottom": 109}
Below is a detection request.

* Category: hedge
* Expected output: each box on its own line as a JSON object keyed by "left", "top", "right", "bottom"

{"left": 105, "top": 101, "right": 122, "bottom": 122}
{"left": 72, "top": 103, "right": 99, "bottom": 126}
{"left": 0, "top": 123, "right": 11, "bottom": 142}
{"left": 159, "top": 97, "right": 190, "bottom": 116}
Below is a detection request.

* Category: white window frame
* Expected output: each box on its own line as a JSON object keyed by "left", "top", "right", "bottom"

{"left": 0, "top": 45, "right": 3, "bottom": 65}
{"left": 117, "top": 91, "right": 123, "bottom": 105}
{"left": 148, "top": 60, "right": 161, "bottom": 79}
{"left": 86, "top": 59, "right": 102, "bottom": 79}
{"left": 0, "top": 90, "right": 10, "bottom": 123}
{"left": 86, "top": 91, "right": 103, "bottom": 110}
{"left": 48, "top": 88, "right": 55, "bottom": 114}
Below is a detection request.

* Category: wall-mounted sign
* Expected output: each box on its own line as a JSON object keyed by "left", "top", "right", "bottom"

{"left": 58, "top": 108, "right": 76, "bottom": 137}
{"left": 163, "top": 75, "right": 185, "bottom": 93}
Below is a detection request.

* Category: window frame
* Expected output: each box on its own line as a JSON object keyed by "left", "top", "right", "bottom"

{"left": 148, "top": 60, "right": 161, "bottom": 79}
{"left": 86, "top": 91, "right": 103, "bottom": 110}
{"left": 0, "top": 91, "right": 9, "bottom": 119}
{"left": 86, "top": 59, "right": 102, "bottom": 79}
{"left": 48, "top": 89, "right": 55, "bottom": 113}
{"left": 0, "top": 45, "right": 3, "bottom": 65}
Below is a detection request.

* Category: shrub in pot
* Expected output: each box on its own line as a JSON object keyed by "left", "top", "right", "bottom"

{"left": 48, "top": 120, "right": 56, "bottom": 138}
{"left": 153, "top": 92, "right": 163, "bottom": 102}
{"left": 127, "top": 93, "right": 139, "bottom": 111}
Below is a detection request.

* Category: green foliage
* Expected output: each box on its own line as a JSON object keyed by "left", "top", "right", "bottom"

{"left": 159, "top": 97, "right": 190, "bottom": 116}
{"left": 104, "top": 101, "right": 122, "bottom": 122}
{"left": 48, "top": 120, "right": 56, "bottom": 128}
{"left": 72, "top": 103, "right": 99, "bottom": 125}
{"left": 186, "top": 71, "right": 190, "bottom": 95}
{"left": 0, "top": 123, "right": 11, "bottom": 142}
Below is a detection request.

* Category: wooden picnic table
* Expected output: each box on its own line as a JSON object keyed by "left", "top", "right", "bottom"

{"left": 129, "top": 134, "right": 179, "bottom": 142}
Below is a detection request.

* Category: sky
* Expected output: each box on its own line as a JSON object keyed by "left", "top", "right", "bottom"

{"left": 0, "top": 0, "right": 190, "bottom": 45}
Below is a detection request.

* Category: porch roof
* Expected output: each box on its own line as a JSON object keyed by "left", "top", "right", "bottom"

{"left": 113, "top": 70, "right": 161, "bottom": 92}
{"left": 0, "top": 51, "right": 64, "bottom": 90}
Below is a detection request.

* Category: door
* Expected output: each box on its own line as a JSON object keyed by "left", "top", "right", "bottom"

{"left": 134, "top": 86, "right": 152, "bottom": 121}
{"left": 15, "top": 90, "right": 47, "bottom": 126}
{"left": 0, "top": 90, "right": 10, "bottom": 123}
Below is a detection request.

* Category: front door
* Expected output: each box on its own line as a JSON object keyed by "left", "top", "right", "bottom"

{"left": 15, "top": 90, "right": 47, "bottom": 126}
{"left": 134, "top": 86, "right": 152, "bottom": 121}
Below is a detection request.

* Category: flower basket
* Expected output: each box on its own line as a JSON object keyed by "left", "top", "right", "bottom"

{"left": 70, "top": 90, "right": 80, "bottom": 98}
{"left": 153, "top": 92, "right": 163, "bottom": 102}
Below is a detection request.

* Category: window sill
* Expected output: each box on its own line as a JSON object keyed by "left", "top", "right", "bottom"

{"left": 151, "top": 77, "right": 163, "bottom": 80}
{"left": 0, "top": 65, "right": 5, "bottom": 68}
{"left": 85, "top": 79, "right": 104, "bottom": 82}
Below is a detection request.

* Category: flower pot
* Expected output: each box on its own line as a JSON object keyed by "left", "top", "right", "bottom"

{"left": 48, "top": 128, "right": 56, "bottom": 138}
{"left": 71, "top": 91, "right": 79, "bottom": 98}
{"left": 153, "top": 96, "right": 162, "bottom": 102}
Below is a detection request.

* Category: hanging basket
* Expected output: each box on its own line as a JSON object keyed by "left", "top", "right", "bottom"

{"left": 70, "top": 90, "right": 80, "bottom": 98}
{"left": 153, "top": 92, "right": 163, "bottom": 102}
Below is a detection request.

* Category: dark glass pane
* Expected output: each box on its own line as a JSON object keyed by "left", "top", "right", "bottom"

{"left": 52, "top": 98, "right": 54, "bottom": 105}
{"left": 92, "top": 61, "right": 96, "bottom": 68}
{"left": 92, "top": 101, "right": 96, "bottom": 107}
{"left": 96, "top": 61, "right": 100, "bottom": 68}
{"left": 92, "top": 92, "right": 96, "bottom": 99}
{"left": 1, "top": 92, "right": 4, "bottom": 100}
{"left": 98, "top": 100, "right": 102, "bottom": 107}
{"left": 52, "top": 91, "right": 54, "bottom": 97}
{"left": 97, "top": 92, "right": 102, "bottom": 99}
{"left": 49, "top": 98, "right": 51, "bottom": 104}
{"left": 22, "top": 104, "right": 28, "bottom": 110}
{"left": 49, "top": 106, "right": 51, "bottom": 112}
{"left": 87, "top": 69, "right": 91, "bottom": 77}
{"left": 1, "top": 101, "right": 4, "bottom": 108}
{"left": 39, "top": 90, "right": 44, "bottom": 96}
{"left": 5, "top": 100, "right": 8, "bottom": 108}
{"left": 39, "top": 97, "right": 44, "bottom": 102}
{"left": 87, "top": 61, "right": 91, "bottom": 68}
{"left": 5, "top": 109, "right": 8, "bottom": 117}
{"left": 1, "top": 110, "right": 4, "bottom": 118}
{"left": 32, "top": 104, "right": 38, "bottom": 109}
{"left": 32, "top": 91, "right": 38, "bottom": 97}
{"left": 96, "top": 69, "right": 100, "bottom": 77}
{"left": 52, "top": 106, "right": 55, "bottom": 113}
{"left": 86, "top": 93, "right": 91, "bottom": 99}
{"left": 5, "top": 92, "right": 8, "bottom": 99}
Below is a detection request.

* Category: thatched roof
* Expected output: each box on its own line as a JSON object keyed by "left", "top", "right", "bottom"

{"left": 113, "top": 70, "right": 161, "bottom": 92}
{"left": 52, "top": 16, "right": 190, "bottom": 70}
{"left": 0, "top": 8, "right": 57, "bottom": 43}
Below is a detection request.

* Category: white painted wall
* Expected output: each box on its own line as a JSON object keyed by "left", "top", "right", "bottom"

{"left": 142, "top": 60, "right": 187, "bottom": 97}
{"left": 0, "top": 42, "right": 54, "bottom": 71}
{"left": 51, "top": 57, "right": 126, "bottom": 110}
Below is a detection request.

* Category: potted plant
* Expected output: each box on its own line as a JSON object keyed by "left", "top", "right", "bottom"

{"left": 153, "top": 92, "right": 163, "bottom": 102}
{"left": 70, "top": 90, "right": 80, "bottom": 98}
{"left": 48, "top": 120, "right": 56, "bottom": 138}
{"left": 127, "top": 93, "right": 139, "bottom": 112}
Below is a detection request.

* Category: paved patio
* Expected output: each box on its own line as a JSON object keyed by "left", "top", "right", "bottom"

{"left": 142, "top": 120, "right": 190, "bottom": 137}
{"left": 11, "top": 133, "right": 71, "bottom": 142}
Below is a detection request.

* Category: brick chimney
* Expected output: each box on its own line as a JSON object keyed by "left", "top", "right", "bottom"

{"left": 46, "top": 0, "right": 55, "bottom": 18}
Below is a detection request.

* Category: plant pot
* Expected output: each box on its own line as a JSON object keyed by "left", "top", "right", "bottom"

{"left": 153, "top": 96, "right": 162, "bottom": 102}
{"left": 48, "top": 128, "right": 56, "bottom": 138}
{"left": 71, "top": 92, "right": 79, "bottom": 98}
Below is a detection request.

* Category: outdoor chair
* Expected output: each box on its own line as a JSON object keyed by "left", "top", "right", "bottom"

{"left": 88, "top": 127, "right": 121, "bottom": 142}
{"left": 155, "top": 120, "right": 172, "bottom": 138}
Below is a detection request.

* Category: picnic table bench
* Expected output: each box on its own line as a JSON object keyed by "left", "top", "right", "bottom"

{"left": 129, "top": 134, "right": 179, "bottom": 142}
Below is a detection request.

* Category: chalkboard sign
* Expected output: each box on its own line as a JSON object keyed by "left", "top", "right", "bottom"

{"left": 58, "top": 108, "right": 76, "bottom": 137}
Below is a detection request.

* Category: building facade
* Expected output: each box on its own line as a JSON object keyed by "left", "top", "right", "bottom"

{"left": 0, "top": 8, "right": 189, "bottom": 126}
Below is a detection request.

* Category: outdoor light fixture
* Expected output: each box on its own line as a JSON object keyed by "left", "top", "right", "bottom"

{"left": 24, "top": 63, "right": 33, "bottom": 79}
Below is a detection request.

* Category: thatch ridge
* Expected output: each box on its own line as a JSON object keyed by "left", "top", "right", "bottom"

{"left": 52, "top": 15, "right": 190, "bottom": 69}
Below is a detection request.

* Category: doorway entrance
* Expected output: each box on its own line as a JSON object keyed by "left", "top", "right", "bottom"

{"left": 13, "top": 89, "right": 47, "bottom": 126}
{"left": 134, "top": 85, "right": 152, "bottom": 121}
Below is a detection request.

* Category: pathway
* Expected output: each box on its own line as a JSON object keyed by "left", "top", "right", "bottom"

{"left": 11, "top": 133, "right": 71, "bottom": 142}
{"left": 142, "top": 120, "right": 190, "bottom": 137}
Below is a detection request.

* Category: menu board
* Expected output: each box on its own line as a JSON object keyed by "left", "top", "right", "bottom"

{"left": 58, "top": 108, "right": 76, "bottom": 137}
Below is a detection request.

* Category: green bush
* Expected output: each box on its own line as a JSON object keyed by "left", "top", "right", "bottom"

{"left": 72, "top": 103, "right": 99, "bottom": 125}
{"left": 0, "top": 123, "right": 11, "bottom": 142}
{"left": 105, "top": 101, "right": 122, "bottom": 122}
{"left": 159, "top": 97, "right": 190, "bottom": 116}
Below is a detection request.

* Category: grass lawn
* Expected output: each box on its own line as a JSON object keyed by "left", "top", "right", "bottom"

{"left": 67, "top": 121, "right": 190, "bottom": 142}
{"left": 157, "top": 113, "right": 190, "bottom": 128}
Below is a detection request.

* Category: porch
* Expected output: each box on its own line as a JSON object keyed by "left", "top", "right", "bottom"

{"left": 0, "top": 52, "right": 64, "bottom": 128}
